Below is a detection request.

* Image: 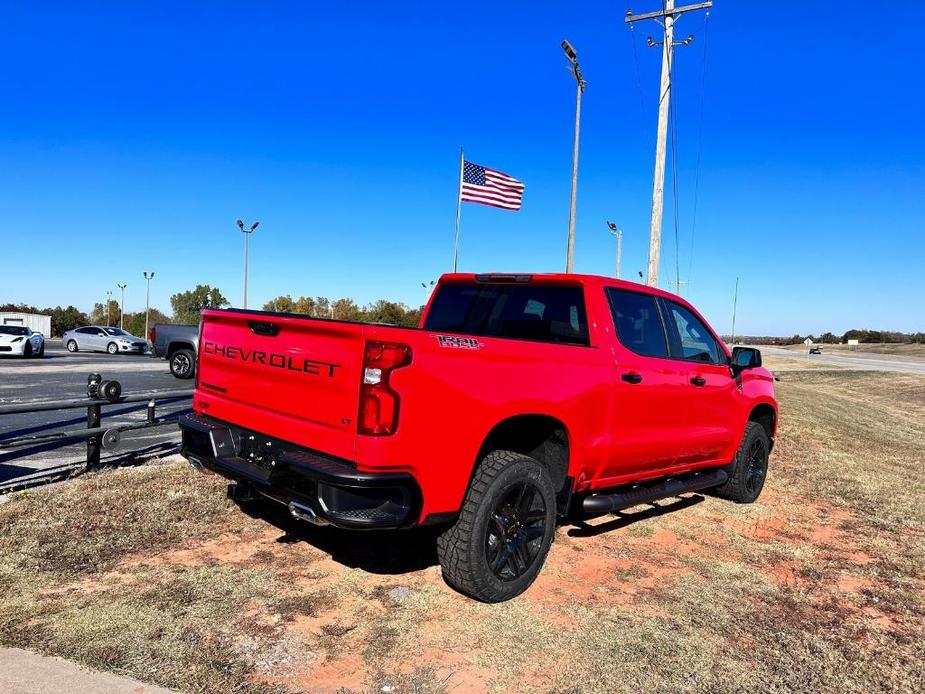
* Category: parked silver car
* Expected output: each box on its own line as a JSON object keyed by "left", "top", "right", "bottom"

{"left": 63, "top": 326, "right": 148, "bottom": 354}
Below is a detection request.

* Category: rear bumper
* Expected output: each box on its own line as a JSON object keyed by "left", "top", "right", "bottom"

{"left": 179, "top": 412, "right": 421, "bottom": 529}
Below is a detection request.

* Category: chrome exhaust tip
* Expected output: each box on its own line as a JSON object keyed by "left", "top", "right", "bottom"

{"left": 288, "top": 500, "right": 328, "bottom": 526}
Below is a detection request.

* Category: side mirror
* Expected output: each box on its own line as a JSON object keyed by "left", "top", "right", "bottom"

{"left": 731, "top": 346, "right": 761, "bottom": 373}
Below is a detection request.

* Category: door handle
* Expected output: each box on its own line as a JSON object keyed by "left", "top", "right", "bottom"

{"left": 621, "top": 372, "right": 643, "bottom": 384}
{"left": 690, "top": 376, "right": 707, "bottom": 387}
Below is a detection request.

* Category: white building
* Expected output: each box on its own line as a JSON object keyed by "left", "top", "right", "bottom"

{"left": 0, "top": 312, "right": 52, "bottom": 336}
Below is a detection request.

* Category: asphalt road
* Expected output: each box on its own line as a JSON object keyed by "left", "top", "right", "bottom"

{"left": 753, "top": 345, "right": 925, "bottom": 375}
{"left": 0, "top": 344, "right": 192, "bottom": 490}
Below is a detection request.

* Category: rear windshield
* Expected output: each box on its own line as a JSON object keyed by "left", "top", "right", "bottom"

{"left": 424, "top": 283, "right": 589, "bottom": 346}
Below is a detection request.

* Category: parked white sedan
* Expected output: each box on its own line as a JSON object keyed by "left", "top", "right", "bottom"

{"left": 0, "top": 325, "right": 45, "bottom": 357}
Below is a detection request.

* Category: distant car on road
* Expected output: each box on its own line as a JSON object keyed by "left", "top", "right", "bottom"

{"left": 150, "top": 323, "right": 199, "bottom": 379}
{"left": 0, "top": 325, "right": 45, "bottom": 357}
{"left": 63, "top": 326, "right": 148, "bottom": 354}
{"left": 809, "top": 346, "right": 823, "bottom": 355}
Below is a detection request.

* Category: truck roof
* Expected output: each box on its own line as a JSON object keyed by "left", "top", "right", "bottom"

{"left": 438, "top": 272, "right": 688, "bottom": 303}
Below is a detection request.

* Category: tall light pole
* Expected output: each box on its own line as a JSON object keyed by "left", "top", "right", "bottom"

{"left": 117, "top": 283, "right": 127, "bottom": 330}
{"left": 105, "top": 290, "right": 113, "bottom": 326}
{"left": 236, "top": 219, "right": 260, "bottom": 309}
{"left": 626, "top": 1, "right": 711, "bottom": 288}
{"left": 143, "top": 271, "right": 154, "bottom": 340}
{"left": 607, "top": 221, "right": 623, "bottom": 279}
{"left": 562, "top": 40, "right": 585, "bottom": 274}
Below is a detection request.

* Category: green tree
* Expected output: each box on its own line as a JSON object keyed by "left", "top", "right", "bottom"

{"left": 89, "top": 300, "right": 122, "bottom": 327}
{"left": 170, "top": 285, "right": 229, "bottom": 324}
{"left": 331, "top": 298, "right": 364, "bottom": 321}
{"left": 123, "top": 308, "right": 170, "bottom": 338}
{"left": 262, "top": 295, "right": 296, "bottom": 313}
{"left": 365, "top": 300, "right": 414, "bottom": 326}
{"left": 0, "top": 302, "right": 40, "bottom": 313}
{"left": 295, "top": 296, "right": 318, "bottom": 316}
{"left": 46, "top": 305, "right": 89, "bottom": 336}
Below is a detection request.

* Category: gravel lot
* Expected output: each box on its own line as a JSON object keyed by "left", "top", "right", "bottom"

{"left": 0, "top": 344, "right": 192, "bottom": 490}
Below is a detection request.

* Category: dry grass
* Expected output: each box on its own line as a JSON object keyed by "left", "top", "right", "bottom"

{"left": 1, "top": 370, "right": 923, "bottom": 693}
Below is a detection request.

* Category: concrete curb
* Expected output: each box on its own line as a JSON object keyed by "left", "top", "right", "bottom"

{"left": 0, "top": 647, "right": 175, "bottom": 694}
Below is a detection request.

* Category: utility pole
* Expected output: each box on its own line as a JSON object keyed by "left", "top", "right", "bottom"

{"left": 117, "top": 283, "right": 127, "bottom": 330}
{"left": 143, "top": 271, "right": 154, "bottom": 341}
{"left": 562, "top": 40, "right": 585, "bottom": 274}
{"left": 235, "top": 219, "right": 260, "bottom": 309}
{"left": 607, "top": 221, "right": 623, "bottom": 279}
{"left": 731, "top": 276, "right": 739, "bottom": 345}
{"left": 105, "top": 290, "right": 112, "bottom": 326}
{"left": 626, "top": 1, "right": 711, "bottom": 288}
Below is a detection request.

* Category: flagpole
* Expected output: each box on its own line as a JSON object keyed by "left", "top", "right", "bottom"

{"left": 453, "top": 146, "right": 464, "bottom": 272}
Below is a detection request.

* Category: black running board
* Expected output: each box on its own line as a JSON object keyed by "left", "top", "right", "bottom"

{"left": 582, "top": 468, "right": 728, "bottom": 515}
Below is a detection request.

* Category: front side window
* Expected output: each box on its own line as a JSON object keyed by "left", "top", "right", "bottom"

{"left": 606, "top": 288, "right": 669, "bottom": 358}
{"left": 666, "top": 301, "right": 722, "bottom": 365}
{"left": 424, "top": 283, "right": 589, "bottom": 346}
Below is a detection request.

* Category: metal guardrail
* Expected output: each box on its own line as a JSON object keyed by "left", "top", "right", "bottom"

{"left": 0, "top": 373, "right": 193, "bottom": 472}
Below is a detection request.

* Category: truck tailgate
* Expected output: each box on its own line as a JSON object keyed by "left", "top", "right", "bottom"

{"left": 195, "top": 309, "right": 365, "bottom": 461}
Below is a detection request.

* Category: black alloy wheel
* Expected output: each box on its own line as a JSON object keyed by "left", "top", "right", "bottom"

{"left": 486, "top": 480, "right": 548, "bottom": 581}
{"left": 744, "top": 436, "right": 768, "bottom": 497}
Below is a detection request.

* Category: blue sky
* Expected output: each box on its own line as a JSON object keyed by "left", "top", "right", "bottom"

{"left": 1, "top": 1, "right": 922, "bottom": 335}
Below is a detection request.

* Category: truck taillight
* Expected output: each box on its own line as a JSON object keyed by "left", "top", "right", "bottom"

{"left": 149, "top": 326, "right": 156, "bottom": 343}
{"left": 358, "top": 341, "right": 411, "bottom": 436}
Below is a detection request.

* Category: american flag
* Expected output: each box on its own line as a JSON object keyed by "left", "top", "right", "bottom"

{"left": 460, "top": 160, "right": 525, "bottom": 211}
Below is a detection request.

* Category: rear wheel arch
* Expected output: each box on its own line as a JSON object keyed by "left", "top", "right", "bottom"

{"left": 167, "top": 341, "right": 194, "bottom": 357}
{"left": 475, "top": 414, "right": 571, "bottom": 498}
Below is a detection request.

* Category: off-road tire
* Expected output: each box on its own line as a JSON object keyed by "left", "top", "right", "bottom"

{"left": 169, "top": 348, "right": 196, "bottom": 379}
{"left": 107, "top": 342, "right": 118, "bottom": 355}
{"left": 714, "top": 422, "right": 770, "bottom": 503}
{"left": 66, "top": 340, "right": 78, "bottom": 353}
{"left": 436, "top": 450, "right": 556, "bottom": 603}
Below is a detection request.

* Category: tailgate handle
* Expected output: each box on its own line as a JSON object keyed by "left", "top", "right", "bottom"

{"left": 248, "top": 320, "right": 279, "bottom": 337}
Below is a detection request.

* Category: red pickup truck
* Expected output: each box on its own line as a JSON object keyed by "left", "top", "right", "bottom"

{"left": 180, "top": 273, "right": 777, "bottom": 602}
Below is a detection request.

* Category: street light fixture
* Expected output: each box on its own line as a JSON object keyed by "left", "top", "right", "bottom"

{"left": 105, "top": 290, "right": 113, "bottom": 326}
{"left": 235, "top": 219, "right": 260, "bottom": 309}
{"left": 562, "top": 40, "right": 585, "bottom": 274}
{"left": 117, "top": 283, "right": 127, "bottom": 330}
{"left": 606, "top": 221, "right": 623, "bottom": 279}
{"left": 143, "top": 272, "right": 155, "bottom": 342}
{"left": 421, "top": 280, "right": 435, "bottom": 305}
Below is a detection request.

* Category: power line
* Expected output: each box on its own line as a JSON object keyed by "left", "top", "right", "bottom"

{"left": 687, "top": 10, "right": 710, "bottom": 292}
{"left": 629, "top": 23, "right": 648, "bottom": 134}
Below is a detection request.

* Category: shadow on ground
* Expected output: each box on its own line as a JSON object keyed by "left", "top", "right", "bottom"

{"left": 232, "top": 490, "right": 708, "bottom": 576}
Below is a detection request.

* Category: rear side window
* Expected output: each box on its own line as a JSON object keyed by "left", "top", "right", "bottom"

{"left": 665, "top": 300, "right": 722, "bottom": 365}
{"left": 424, "top": 283, "right": 589, "bottom": 346}
{"left": 606, "top": 288, "right": 669, "bottom": 358}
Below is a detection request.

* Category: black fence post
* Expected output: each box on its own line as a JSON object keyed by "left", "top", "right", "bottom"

{"left": 86, "top": 374, "right": 102, "bottom": 470}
